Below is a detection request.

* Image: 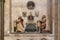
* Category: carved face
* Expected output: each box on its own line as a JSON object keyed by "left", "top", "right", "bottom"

{"left": 27, "top": 1, "right": 35, "bottom": 10}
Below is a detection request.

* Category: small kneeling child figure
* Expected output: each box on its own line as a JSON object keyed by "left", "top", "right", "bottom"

{"left": 16, "top": 16, "right": 25, "bottom": 33}
{"left": 41, "top": 15, "right": 46, "bottom": 33}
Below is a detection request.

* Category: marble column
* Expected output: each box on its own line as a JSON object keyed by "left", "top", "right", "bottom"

{"left": 55, "top": 0, "right": 58, "bottom": 40}
{"left": 0, "top": 1, "right": 2, "bottom": 40}
{"left": 58, "top": 0, "right": 60, "bottom": 40}
{"left": 0, "top": 0, "right": 4, "bottom": 40}
{"left": 47, "top": 0, "right": 58, "bottom": 40}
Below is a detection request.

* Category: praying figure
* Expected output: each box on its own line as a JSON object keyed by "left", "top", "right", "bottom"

{"left": 41, "top": 15, "right": 46, "bottom": 32}
{"left": 16, "top": 16, "right": 25, "bottom": 33}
